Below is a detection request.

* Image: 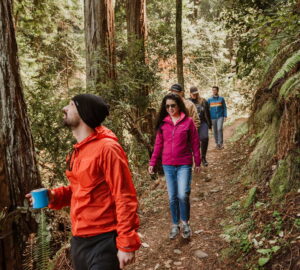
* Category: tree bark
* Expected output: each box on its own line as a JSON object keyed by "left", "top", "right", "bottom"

{"left": 295, "top": 0, "right": 300, "bottom": 13}
{"left": 176, "top": 0, "right": 184, "bottom": 90}
{"left": 0, "top": 1, "right": 41, "bottom": 269}
{"left": 84, "top": 0, "right": 116, "bottom": 89}
{"left": 126, "top": 0, "right": 149, "bottom": 117}
{"left": 126, "top": 0, "right": 147, "bottom": 59}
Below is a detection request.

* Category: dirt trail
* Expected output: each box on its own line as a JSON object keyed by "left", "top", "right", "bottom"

{"left": 128, "top": 118, "right": 247, "bottom": 270}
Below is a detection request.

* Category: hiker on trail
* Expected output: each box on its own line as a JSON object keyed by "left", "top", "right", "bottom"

{"left": 207, "top": 86, "right": 227, "bottom": 150}
{"left": 169, "top": 83, "right": 200, "bottom": 129}
{"left": 189, "top": 86, "right": 212, "bottom": 166}
{"left": 26, "top": 94, "right": 140, "bottom": 270}
{"left": 148, "top": 93, "right": 201, "bottom": 240}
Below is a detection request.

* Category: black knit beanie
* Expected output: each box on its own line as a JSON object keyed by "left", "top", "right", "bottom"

{"left": 72, "top": 94, "right": 109, "bottom": 129}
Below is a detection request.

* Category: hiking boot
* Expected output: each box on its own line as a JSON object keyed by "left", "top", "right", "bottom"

{"left": 169, "top": 225, "right": 180, "bottom": 239}
{"left": 217, "top": 144, "right": 224, "bottom": 150}
{"left": 202, "top": 158, "right": 208, "bottom": 167}
{"left": 182, "top": 223, "right": 191, "bottom": 239}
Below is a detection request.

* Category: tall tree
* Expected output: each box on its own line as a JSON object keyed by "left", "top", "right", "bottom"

{"left": 84, "top": 0, "right": 116, "bottom": 88}
{"left": 0, "top": 1, "right": 41, "bottom": 269}
{"left": 126, "top": 0, "right": 150, "bottom": 126}
{"left": 176, "top": 0, "right": 184, "bottom": 89}
{"left": 126, "top": 0, "right": 148, "bottom": 104}
{"left": 126, "top": 0, "right": 147, "bottom": 59}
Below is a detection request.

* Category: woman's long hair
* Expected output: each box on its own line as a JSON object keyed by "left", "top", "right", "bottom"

{"left": 155, "top": 93, "right": 188, "bottom": 131}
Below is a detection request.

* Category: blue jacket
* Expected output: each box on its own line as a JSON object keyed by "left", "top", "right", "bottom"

{"left": 207, "top": 96, "right": 227, "bottom": 119}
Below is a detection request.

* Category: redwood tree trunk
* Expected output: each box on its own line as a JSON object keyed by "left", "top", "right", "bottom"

{"left": 126, "top": 0, "right": 148, "bottom": 113}
{"left": 84, "top": 0, "right": 116, "bottom": 88}
{"left": 126, "top": 0, "right": 147, "bottom": 58}
{"left": 0, "top": 1, "right": 41, "bottom": 269}
{"left": 176, "top": 0, "right": 184, "bottom": 89}
{"left": 126, "top": 0, "right": 154, "bottom": 150}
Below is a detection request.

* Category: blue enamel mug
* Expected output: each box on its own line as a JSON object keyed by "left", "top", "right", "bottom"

{"left": 31, "top": 188, "right": 49, "bottom": 209}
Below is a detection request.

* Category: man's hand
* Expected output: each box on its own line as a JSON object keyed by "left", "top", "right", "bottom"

{"left": 25, "top": 190, "right": 55, "bottom": 206}
{"left": 117, "top": 250, "right": 135, "bottom": 269}
{"left": 194, "top": 166, "right": 201, "bottom": 174}
{"left": 148, "top": 166, "right": 154, "bottom": 174}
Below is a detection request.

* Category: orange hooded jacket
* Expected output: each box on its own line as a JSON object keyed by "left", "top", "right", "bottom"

{"left": 48, "top": 126, "right": 141, "bottom": 252}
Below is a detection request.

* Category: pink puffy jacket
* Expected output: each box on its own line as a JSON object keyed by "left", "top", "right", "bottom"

{"left": 149, "top": 113, "right": 201, "bottom": 167}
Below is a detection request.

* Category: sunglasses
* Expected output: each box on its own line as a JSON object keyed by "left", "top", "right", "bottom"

{"left": 166, "top": 104, "right": 177, "bottom": 109}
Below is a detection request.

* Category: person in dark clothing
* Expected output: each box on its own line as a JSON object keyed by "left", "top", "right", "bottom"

{"left": 189, "top": 86, "right": 212, "bottom": 166}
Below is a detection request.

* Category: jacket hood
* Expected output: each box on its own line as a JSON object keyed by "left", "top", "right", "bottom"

{"left": 74, "top": 125, "right": 118, "bottom": 149}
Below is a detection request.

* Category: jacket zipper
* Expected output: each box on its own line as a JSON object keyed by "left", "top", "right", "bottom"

{"left": 172, "top": 122, "right": 177, "bottom": 163}
{"left": 73, "top": 148, "right": 79, "bottom": 233}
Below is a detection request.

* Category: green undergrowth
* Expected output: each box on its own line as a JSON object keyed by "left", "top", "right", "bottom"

{"left": 220, "top": 120, "right": 300, "bottom": 269}
{"left": 23, "top": 210, "right": 51, "bottom": 270}
{"left": 253, "top": 100, "right": 277, "bottom": 130}
{"left": 279, "top": 71, "right": 300, "bottom": 99}
{"left": 270, "top": 151, "right": 300, "bottom": 200}
{"left": 229, "top": 122, "right": 248, "bottom": 142}
{"left": 221, "top": 187, "right": 299, "bottom": 269}
{"left": 248, "top": 117, "right": 279, "bottom": 181}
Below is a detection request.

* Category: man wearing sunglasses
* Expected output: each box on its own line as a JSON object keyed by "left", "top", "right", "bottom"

{"left": 169, "top": 84, "right": 200, "bottom": 129}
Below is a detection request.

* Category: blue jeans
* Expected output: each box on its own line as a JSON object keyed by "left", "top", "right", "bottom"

{"left": 211, "top": 117, "right": 224, "bottom": 145}
{"left": 162, "top": 165, "right": 192, "bottom": 224}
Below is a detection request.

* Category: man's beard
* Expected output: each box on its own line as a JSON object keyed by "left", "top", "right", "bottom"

{"left": 63, "top": 116, "right": 80, "bottom": 128}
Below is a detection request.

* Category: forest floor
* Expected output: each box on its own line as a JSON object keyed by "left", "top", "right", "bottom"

{"left": 128, "top": 118, "right": 248, "bottom": 270}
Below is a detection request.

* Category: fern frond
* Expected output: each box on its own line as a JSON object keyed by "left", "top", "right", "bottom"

{"left": 279, "top": 72, "right": 300, "bottom": 98}
{"left": 262, "top": 39, "right": 300, "bottom": 88}
{"left": 270, "top": 50, "right": 300, "bottom": 88}
{"left": 35, "top": 209, "right": 51, "bottom": 270}
{"left": 272, "top": 39, "right": 300, "bottom": 64}
{"left": 23, "top": 233, "right": 37, "bottom": 270}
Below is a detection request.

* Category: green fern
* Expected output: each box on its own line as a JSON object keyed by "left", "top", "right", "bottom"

{"left": 279, "top": 72, "right": 300, "bottom": 98}
{"left": 263, "top": 39, "right": 300, "bottom": 85}
{"left": 23, "top": 210, "right": 51, "bottom": 270}
{"left": 270, "top": 50, "right": 300, "bottom": 88}
{"left": 35, "top": 209, "right": 51, "bottom": 270}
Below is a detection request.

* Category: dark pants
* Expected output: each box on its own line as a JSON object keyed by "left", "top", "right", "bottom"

{"left": 201, "top": 138, "right": 209, "bottom": 159}
{"left": 71, "top": 231, "right": 120, "bottom": 270}
{"left": 198, "top": 122, "right": 209, "bottom": 159}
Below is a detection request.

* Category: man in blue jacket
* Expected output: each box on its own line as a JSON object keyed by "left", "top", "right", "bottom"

{"left": 207, "top": 86, "right": 227, "bottom": 150}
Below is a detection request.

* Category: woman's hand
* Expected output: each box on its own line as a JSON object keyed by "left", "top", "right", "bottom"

{"left": 148, "top": 166, "right": 154, "bottom": 174}
{"left": 194, "top": 166, "right": 201, "bottom": 174}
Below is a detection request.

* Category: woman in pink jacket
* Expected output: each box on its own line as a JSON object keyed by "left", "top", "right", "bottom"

{"left": 148, "top": 93, "right": 201, "bottom": 239}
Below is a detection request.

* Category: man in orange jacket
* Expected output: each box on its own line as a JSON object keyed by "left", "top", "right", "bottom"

{"left": 27, "top": 94, "right": 141, "bottom": 270}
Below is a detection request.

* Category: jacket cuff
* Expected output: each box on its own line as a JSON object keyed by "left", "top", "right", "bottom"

{"left": 48, "top": 187, "right": 66, "bottom": 210}
{"left": 116, "top": 231, "right": 141, "bottom": 252}
{"left": 195, "top": 157, "right": 201, "bottom": 167}
{"left": 149, "top": 161, "right": 156, "bottom": 167}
